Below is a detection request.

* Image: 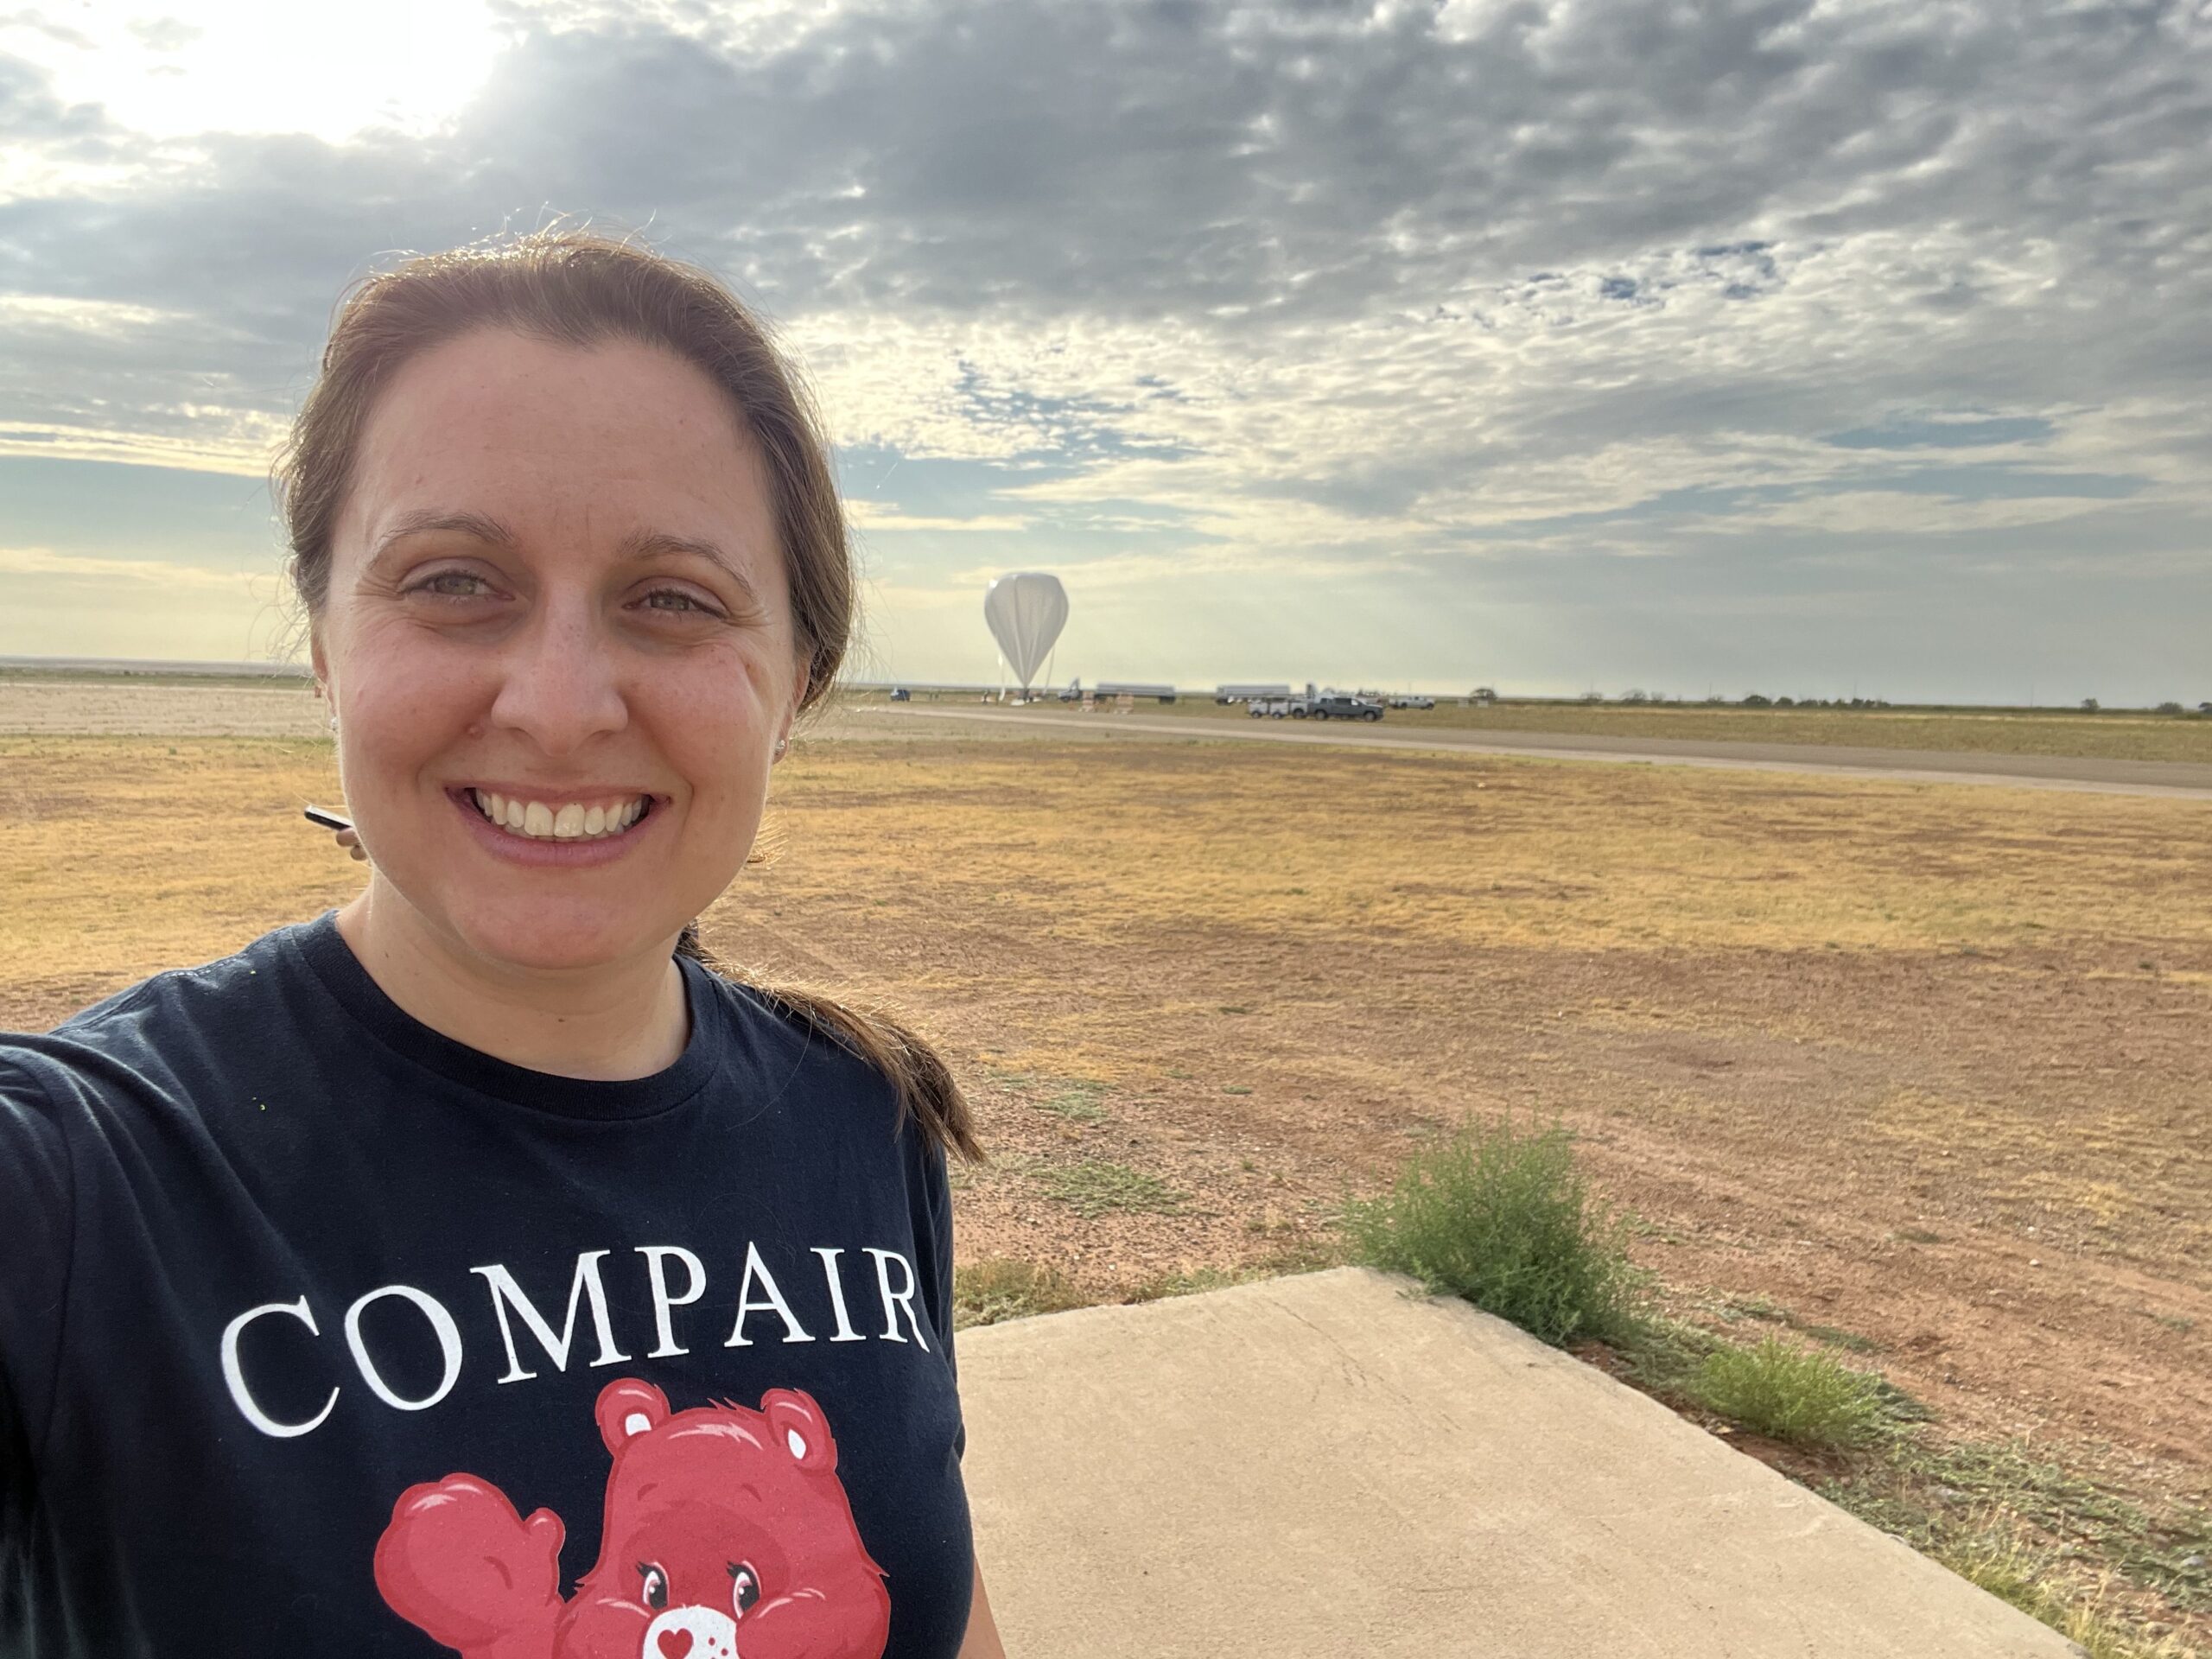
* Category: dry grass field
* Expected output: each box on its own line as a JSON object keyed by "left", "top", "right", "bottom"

{"left": 3, "top": 701, "right": 2208, "bottom": 1645}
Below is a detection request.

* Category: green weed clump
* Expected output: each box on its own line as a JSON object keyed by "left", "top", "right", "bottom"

{"left": 1686, "top": 1335, "right": 1893, "bottom": 1451}
{"left": 1035, "top": 1082, "right": 1109, "bottom": 1122}
{"left": 952, "top": 1259, "right": 1090, "bottom": 1330}
{"left": 1033, "top": 1160, "right": 1187, "bottom": 1217}
{"left": 1337, "top": 1113, "right": 1646, "bottom": 1345}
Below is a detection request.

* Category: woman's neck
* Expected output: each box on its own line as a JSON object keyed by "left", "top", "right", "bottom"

{"left": 334, "top": 882, "right": 691, "bottom": 1081}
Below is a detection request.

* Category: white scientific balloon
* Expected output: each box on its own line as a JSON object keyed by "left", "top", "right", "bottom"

{"left": 983, "top": 572, "right": 1069, "bottom": 690}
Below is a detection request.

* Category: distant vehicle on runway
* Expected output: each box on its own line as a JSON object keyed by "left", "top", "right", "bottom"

{"left": 1249, "top": 694, "right": 1382, "bottom": 721}
{"left": 1312, "top": 694, "right": 1383, "bottom": 721}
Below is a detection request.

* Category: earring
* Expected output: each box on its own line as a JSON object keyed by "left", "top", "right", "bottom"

{"left": 774, "top": 736, "right": 788, "bottom": 756}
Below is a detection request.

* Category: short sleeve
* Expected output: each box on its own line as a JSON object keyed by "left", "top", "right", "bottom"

{"left": 0, "top": 1055, "right": 76, "bottom": 1466}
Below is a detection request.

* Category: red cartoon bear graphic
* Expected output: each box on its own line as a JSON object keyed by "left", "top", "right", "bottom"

{"left": 373, "top": 1378, "right": 891, "bottom": 1659}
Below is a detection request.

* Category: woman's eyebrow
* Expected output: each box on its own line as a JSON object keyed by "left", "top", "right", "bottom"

{"left": 619, "top": 528, "right": 760, "bottom": 605}
{"left": 367, "top": 510, "right": 518, "bottom": 570}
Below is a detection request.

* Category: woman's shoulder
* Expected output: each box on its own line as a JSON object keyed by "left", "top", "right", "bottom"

{"left": 694, "top": 967, "right": 898, "bottom": 1106}
{"left": 685, "top": 963, "right": 977, "bottom": 1170}
{"left": 0, "top": 920, "right": 309, "bottom": 1111}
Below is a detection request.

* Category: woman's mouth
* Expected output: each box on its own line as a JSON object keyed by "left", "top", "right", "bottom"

{"left": 463, "top": 787, "right": 655, "bottom": 842}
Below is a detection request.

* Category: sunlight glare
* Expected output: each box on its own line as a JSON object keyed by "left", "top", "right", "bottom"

{"left": 14, "top": 2, "right": 505, "bottom": 143}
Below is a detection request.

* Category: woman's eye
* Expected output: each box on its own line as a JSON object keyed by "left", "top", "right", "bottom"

{"left": 641, "top": 588, "right": 716, "bottom": 615}
{"left": 408, "top": 570, "right": 489, "bottom": 598}
{"left": 641, "top": 1564, "right": 669, "bottom": 1610}
{"left": 729, "top": 1561, "right": 760, "bottom": 1616}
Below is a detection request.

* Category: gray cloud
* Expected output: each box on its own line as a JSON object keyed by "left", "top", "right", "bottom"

{"left": 0, "top": 49, "right": 118, "bottom": 150}
{"left": 124, "top": 16, "right": 203, "bottom": 52}
{"left": 6, "top": 3, "right": 2201, "bottom": 317}
{"left": 0, "top": 0, "right": 2206, "bottom": 694}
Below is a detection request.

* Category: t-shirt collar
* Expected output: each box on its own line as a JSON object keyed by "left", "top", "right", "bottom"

{"left": 280, "top": 908, "right": 724, "bottom": 1122}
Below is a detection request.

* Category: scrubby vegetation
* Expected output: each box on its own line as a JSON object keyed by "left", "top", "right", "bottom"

{"left": 1683, "top": 1333, "right": 1896, "bottom": 1451}
{"left": 950, "top": 1258, "right": 1090, "bottom": 1330}
{"left": 1335, "top": 1112, "right": 1648, "bottom": 1346}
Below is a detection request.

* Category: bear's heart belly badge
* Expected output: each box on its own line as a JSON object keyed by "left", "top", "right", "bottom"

{"left": 645, "top": 1606, "right": 737, "bottom": 1659}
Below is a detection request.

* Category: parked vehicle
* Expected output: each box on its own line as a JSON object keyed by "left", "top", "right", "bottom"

{"left": 1243, "top": 691, "right": 1383, "bottom": 721}
{"left": 1387, "top": 693, "right": 1434, "bottom": 709}
{"left": 1311, "top": 694, "right": 1383, "bottom": 721}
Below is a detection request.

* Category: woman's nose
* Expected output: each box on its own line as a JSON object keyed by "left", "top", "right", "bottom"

{"left": 484, "top": 599, "right": 629, "bottom": 755}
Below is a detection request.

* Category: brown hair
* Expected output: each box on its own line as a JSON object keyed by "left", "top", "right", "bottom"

{"left": 274, "top": 226, "right": 983, "bottom": 1166}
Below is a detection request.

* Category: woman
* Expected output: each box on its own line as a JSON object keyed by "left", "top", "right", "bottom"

{"left": 0, "top": 231, "right": 1006, "bottom": 1658}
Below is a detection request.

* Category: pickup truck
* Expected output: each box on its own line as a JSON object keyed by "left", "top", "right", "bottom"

{"left": 1387, "top": 693, "right": 1434, "bottom": 709}
{"left": 1312, "top": 694, "right": 1383, "bottom": 721}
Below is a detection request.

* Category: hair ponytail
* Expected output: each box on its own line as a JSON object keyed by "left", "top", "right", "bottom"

{"left": 677, "top": 921, "right": 985, "bottom": 1166}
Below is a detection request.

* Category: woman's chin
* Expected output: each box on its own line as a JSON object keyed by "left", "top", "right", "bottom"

{"left": 448, "top": 906, "right": 670, "bottom": 975}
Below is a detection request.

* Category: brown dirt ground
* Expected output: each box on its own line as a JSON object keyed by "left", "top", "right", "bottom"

{"left": 723, "top": 739, "right": 2212, "bottom": 1469}
{"left": 3, "top": 718, "right": 2207, "bottom": 1641}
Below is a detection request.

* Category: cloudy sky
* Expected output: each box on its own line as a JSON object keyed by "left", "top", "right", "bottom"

{"left": 3, "top": 0, "right": 2207, "bottom": 702}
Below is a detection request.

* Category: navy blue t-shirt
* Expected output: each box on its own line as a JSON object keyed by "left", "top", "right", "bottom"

{"left": 0, "top": 911, "right": 971, "bottom": 1658}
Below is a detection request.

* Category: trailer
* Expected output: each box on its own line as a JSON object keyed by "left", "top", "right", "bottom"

{"left": 1058, "top": 679, "right": 1179, "bottom": 704}
{"left": 1216, "top": 683, "right": 1293, "bottom": 703}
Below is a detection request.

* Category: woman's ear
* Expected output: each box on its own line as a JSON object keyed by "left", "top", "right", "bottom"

{"left": 772, "top": 659, "right": 808, "bottom": 762}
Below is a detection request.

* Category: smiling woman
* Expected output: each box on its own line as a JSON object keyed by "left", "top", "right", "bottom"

{"left": 0, "top": 231, "right": 1004, "bottom": 1659}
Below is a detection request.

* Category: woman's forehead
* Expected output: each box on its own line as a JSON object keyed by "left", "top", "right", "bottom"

{"left": 343, "top": 328, "right": 773, "bottom": 562}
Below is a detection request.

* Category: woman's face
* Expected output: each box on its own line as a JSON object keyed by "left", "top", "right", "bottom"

{"left": 311, "top": 327, "right": 807, "bottom": 972}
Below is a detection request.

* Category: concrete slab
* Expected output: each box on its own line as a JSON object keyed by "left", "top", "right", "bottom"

{"left": 959, "top": 1268, "right": 2082, "bottom": 1657}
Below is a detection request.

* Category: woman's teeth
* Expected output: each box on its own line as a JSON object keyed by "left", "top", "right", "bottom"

{"left": 469, "top": 789, "right": 649, "bottom": 841}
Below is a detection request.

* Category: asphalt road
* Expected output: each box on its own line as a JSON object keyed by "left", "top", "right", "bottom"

{"left": 853, "top": 702, "right": 2212, "bottom": 800}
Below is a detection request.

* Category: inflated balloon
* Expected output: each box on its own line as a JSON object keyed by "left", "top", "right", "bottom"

{"left": 983, "top": 573, "right": 1069, "bottom": 691}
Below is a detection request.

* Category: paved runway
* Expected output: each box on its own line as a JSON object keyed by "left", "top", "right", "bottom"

{"left": 855, "top": 702, "right": 2212, "bottom": 800}
{"left": 8, "top": 678, "right": 2204, "bottom": 802}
